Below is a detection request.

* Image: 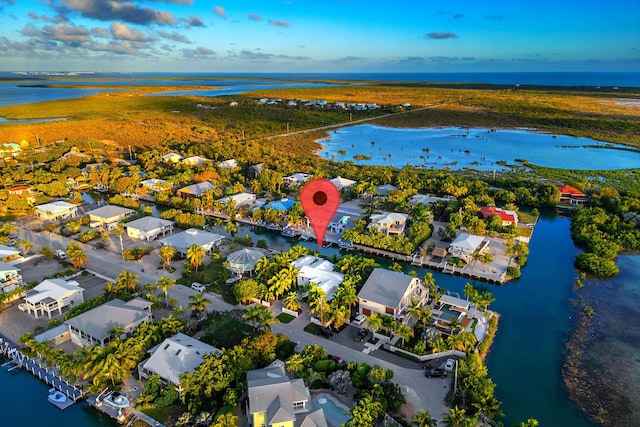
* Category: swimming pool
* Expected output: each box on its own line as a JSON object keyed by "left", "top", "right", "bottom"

{"left": 312, "top": 393, "right": 350, "bottom": 427}
{"left": 438, "top": 306, "right": 463, "bottom": 322}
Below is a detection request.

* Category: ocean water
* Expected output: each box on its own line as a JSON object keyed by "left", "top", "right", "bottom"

{"left": 319, "top": 125, "right": 640, "bottom": 171}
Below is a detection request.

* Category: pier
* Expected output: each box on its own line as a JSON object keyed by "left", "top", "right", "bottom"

{"left": 0, "top": 333, "right": 85, "bottom": 409}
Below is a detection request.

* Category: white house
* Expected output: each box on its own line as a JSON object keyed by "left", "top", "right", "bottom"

{"left": 66, "top": 298, "right": 153, "bottom": 347}
{"left": 162, "top": 152, "right": 183, "bottom": 163}
{"left": 291, "top": 256, "right": 343, "bottom": 300}
{"left": 329, "top": 176, "right": 357, "bottom": 191}
{"left": 159, "top": 228, "right": 225, "bottom": 257}
{"left": 125, "top": 217, "right": 175, "bottom": 242}
{"left": 138, "top": 333, "right": 221, "bottom": 387}
{"left": 20, "top": 279, "right": 84, "bottom": 319}
{"left": 368, "top": 212, "right": 409, "bottom": 236}
{"left": 182, "top": 156, "right": 210, "bottom": 167}
{"left": 218, "top": 159, "right": 239, "bottom": 170}
{"left": 88, "top": 205, "right": 135, "bottom": 228}
{"left": 283, "top": 173, "right": 311, "bottom": 186}
{"left": 375, "top": 184, "right": 398, "bottom": 196}
{"left": 448, "top": 233, "right": 487, "bottom": 256}
{"left": 218, "top": 192, "right": 257, "bottom": 208}
{"left": 357, "top": 268, "right": 428, "bottom": 320}
{"left": 177, "top": 181, "right": 215, "bottom": 198}
{"left": 140, "top": 178, "right": 168, "bottom": 192}
{"left": 409, "top": 194, "right": 455, "bottom": 206}
{"left": 0, "top": 263, "right": 22, "bottom": 294}
{"left": 36, "top": 201, "right": 78, "bottom": 221}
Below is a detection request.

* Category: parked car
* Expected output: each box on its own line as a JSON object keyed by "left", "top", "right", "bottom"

{"left": 329, "top": 355, "right": 345, "bottom": 364}
{"left": 191, "top": 282, "right": 206, "bottom": 292}
{"left": 444, "top": 358, "right": 456, "bottom": 372}
{"left": 354, "top": 329, "right": 371, "bottom": 342}
{"left": 54, "top": 249, "right": 66, "bottom": 260}
{"left": 317, "top": 327, "right": 334, "bottom": 338}
{"left": 425, "top": 368, "right": 448, "bottom": 378}
{"left": 353, "top": 314, "right": 366, "bottom": 325}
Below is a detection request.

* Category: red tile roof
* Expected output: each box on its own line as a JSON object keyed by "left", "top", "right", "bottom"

{"left": 8, "top": 185, "right": 30, "bottom": 192}
{"left": 479, "top": 206, "right": 517, "bottom": 223}
{"left": 557, "top": 185, "right": 585, "bottom": 196}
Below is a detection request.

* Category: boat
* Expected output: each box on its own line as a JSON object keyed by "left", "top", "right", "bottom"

{"left": 338, "top": 239, "right": 355, "bottom": 250}
{"left": 322, "top": 240, "right": 333, "bottom": 248}
{"left": 103, "top": 391, "right": 129, "bottom": 408}
{"left": 281, "top": 228, "right": 298, "bottom": 237}
{"left": 48, "top": 388, "right": 68, "bottom": 404}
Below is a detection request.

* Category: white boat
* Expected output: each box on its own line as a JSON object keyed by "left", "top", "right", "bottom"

{"left": 48, "top": 388, "right": 67, "bottom": 404}
{"left": 103, "top": 391, "right": 129, "bottom": 408}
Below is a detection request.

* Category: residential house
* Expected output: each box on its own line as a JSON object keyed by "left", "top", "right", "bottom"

{"left": 247, "top": 164, "right": 264, "bottom": 180}
{"left": 36, "top": 201, "right": 78, "bottom": 221}
{"left": 20, "top": 279, "right": 84, "bottom": 319}
{"left": 329, "top": 176, "right": 357, "bottom": 191}
{"left": 0, "top": 264, "right": 22, "bottom": 294}
{"left": 88, "top": 205, "right": 135, "bottom": 229}
{"left": 283, "top": 173, "right": 311, "bottom": 186}
{"left": 247, "top": 360, "right": 327, "bottom": 427}
{"left": 177, "top": 181, "right": 215, "bottom": 198}
{"left": 218, "top": 192, "right": 257, "bottom": 208}
{"left": 162, "top": 153, "right": 183, "bottom": 164}
{"left": 125, "top": 217, "right": 175, "bottom": 242}
{"left": 558, "top": 185, "right": 589, "bottom": 206}
{"left": 448, "top": 233, "right": 487, "bottom": 256}
{"left": 66, "top": 298, "right": 153, "bottom": 347}
{"left": 291, "top": 256, "right": 343, "bottom": 300}
{"left": 0, "top": 142, "right": 21, "bottom": 159}
{"left": 218, "top": 159, "right": 239, "bottom": 170}
{"left": 375, "top": 184, "right": 398, "bottom": 196}
{"left": 80, "top": 163, "right": 105, "bottom": 175}
{"left": 409, "top": 194, "right": 455, "bottom": 206}
{"left": 140, "top": 178, "right": 168, "bottom": 193}
{"left": 138, "top": 333, "right": 221, "bottom": 388}
{"left": 357, "top": 268, "right": 428, "bottom": 320}
{"left": 0, "top": 245, "right": 20, "bottom": 263}
{"left": 368, "top": 212, "right": 408, "bottom": 236}
{"left": 479, "top": 206, "right": 519, "bottom": 227}
{"left": 159, "top": 228, "right": 225, "bottom": 257}
{"left": 182, "top": 156, "right": 210, "bottom": 167}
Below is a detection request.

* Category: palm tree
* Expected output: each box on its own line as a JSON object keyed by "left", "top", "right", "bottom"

{"left": 412, "top": 409, "right": 437, "bottom": 427}
{"left": 187, "top": 244, "right": 206, "bottom": 273}
{"left": 514, "top": 419, "right": 540, "bottom": 427}
{"left": 159, "top": 245, "right": 177, "bottom": 271}
{"left": 406, "top": 299, "right": 422, "bottom": 324}
{"left": 66, "top": 241, "right": 88, "bottom": 268}
{"left": 15, "top": 239, "right": 34, "bottom": 255}
{"left": 365, "top": 312, "right": 384, "bottom": 334}
{"left": 472, "top": 395, "right": 504, "bottom": 420}
{"left": 481, "top": 253, "right": 494, "bottom": 272}
{"left": 396, "top": 323, "right": 414, "bottom": 346}
{"left": 347, "top": 393, "right": 383, "bottom": 427}
{"left": 448, "top": 317, "right": 462, "bottom": 335}
{"left": 189, "top": 293, "right": 212, "bottom": 318}
{"left": 283, "top": 291, "right": 302, "bottom": 312}
{"left": 416, "top": 306, "right": 433, "bottom": 326}
{"left": 243, "top": 305, "right": 278, "bottom": 331}
{"left": 443, "top": 406, "right": 476, "bottom": 427}
{"left": 115, "top": 270, "right": 140, "bottom": 293}
{"left": 463, "top": 283, "right": 478, "bottom": 301}
{"left": 156, "top": 276, "right": 175, "bottom": 305}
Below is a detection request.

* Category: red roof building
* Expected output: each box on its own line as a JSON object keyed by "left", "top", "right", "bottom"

{"left": 558, "top": 185, "right": 589, "bottom": 205}
{"left": 480, "top": 206, "right": 519, "bottom": 226}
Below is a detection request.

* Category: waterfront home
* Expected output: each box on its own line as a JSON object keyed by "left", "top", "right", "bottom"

{"left": 125, "top": 217, "right": 175, "bottom": 242}
{"left": 7, "top": 185, "right": 36, "bottom": 204}
{"left": 448, "top": 233, "right": 487, "bottom": 256}
{"left": 329, "top": 176, "right": 357, "bottom": 191}
{"left": 162, "top": 152, "right": 183, "bottom": 164}
{"left": 138, "top": 333, "right": 221, "bottom": 388}
{"left": 35, "top": 201, "right": 78, "bottom": 221}
{"left": 558, "top": 184, "right": 589, "bottom": 206}
{"left": 80, "top": 162, "right": 105, "bottom": 175}
{"left": 159, "top": 228, "right": 225, "bottom": 257}
{"left": 0, "top": 263, "right": 23, "bottom": 293}
{"left": 246, "top": 359, "right": 327, "bottom": 427}
{"left": 140, "top": 178, "right": 168, "bottom": 193}
{"left": 21, "top": 278, "right": 84, "bottom": 319}
{"left": 66, "top": 298, "right": 152, "bottom": 347}
{"left": 479, "top": 206, "right": 519, "bottom": 226}
{"left": 283, "top": 173, "right": 311, "bottom": 186}
{"left": 409, "top": 194, "right": 455, "bottom": 206}
{"left": 433, "top": 294, "right": 471, "bottom": 329}
{"left": 88, "top": 205, "right": 135, "bottom": 229}
{"left": 247, "top": 163, "right": 264, "bottom": 179}
{"left": 368, "top": 212, "right": 408, "bottom": 236}
{"left": 218, "top": 159, "right": 239, "bottom": 170}
{"left": 357, "top": 268, "right": 428, "bottom": 320}
{"left": 182, "top": 156, "right": 211, "bottom": 167}
{"left": 375, "top": 184, "right": 397, "bottom": 196}
{"left": 0, "top": 244, "right": 21, "bottom": 263}
{"left": 218, "top": 192, "right": 257, "bottom": 208}
{"left": 177, "top": 181, "right": 215, "bottom": 198}
{"left": 291, "top": 255, "right": 343, "bottom": 300}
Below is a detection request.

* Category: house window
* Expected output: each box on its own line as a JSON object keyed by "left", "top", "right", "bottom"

{"left": 293, "top": 401, "right": 304, "bottom": 410}
{"left": 385, "top": 307, "right": 394, "bottom": 315}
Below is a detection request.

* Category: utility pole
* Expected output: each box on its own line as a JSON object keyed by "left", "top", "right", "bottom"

{"left": 286, "top": 123, "right": 289, "bottom": 134}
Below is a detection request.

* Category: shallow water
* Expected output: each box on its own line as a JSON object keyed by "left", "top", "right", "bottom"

{"left": 319, "top": 125, "right": 639, "bottom": 170}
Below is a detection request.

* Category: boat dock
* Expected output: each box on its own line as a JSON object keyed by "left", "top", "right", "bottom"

{"left": 0, "top": 333, "right": 85, "bottom": 408}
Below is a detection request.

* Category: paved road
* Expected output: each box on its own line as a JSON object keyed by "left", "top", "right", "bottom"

{"left": 16, "top": 225, "right": 451, "bottom": 422}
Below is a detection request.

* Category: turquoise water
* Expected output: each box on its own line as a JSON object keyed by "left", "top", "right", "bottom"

{"left": 314, "top": 394, "right": 351, "bottom": 426}
{"left": 0, "top": 359, "right": 116, "bottom": 426}
{"left": 319, "top": 125, "right": 640, "bottom": 170}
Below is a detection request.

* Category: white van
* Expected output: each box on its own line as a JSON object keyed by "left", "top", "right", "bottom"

{"left": 54, "top": 249, "right": 66, "bottom": 260}
{"left": 191, "top": 282, "right": 206, "bottom": 292}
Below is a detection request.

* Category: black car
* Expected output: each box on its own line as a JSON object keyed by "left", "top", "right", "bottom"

{"left": 317, "top": 327, "right": 334, "bottom": 338}
{"left": 354, "top": 329, "right": 371, "bottom": 342}
{"left": 425, "top": 368, "right": 448, "bottom": 378}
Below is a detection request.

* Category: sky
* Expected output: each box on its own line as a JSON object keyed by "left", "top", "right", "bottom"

{"left": 0, "top": 0, "right": 639, "bottom": 73}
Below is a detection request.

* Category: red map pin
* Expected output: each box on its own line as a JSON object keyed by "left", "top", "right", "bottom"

{"left": 300, "top": 178, "right": 340, "bottom": 249}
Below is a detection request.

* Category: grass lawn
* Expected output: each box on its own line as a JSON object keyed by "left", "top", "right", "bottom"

{"left": 140, "top": 405, "right": 183, "bottom": 424}
{"left": 276, "top": 313, "right": 295, "bottom": 324}
{"left": 201, "top": 310, "right": 253, "bottom": 348}
{"left": 304, "top": 323, "right": 319, "bottom": 334}
{"left": 516, "top": 227, "right": 534, "bottom": 238}
{"left": 518, "top": 212, "right": 538, "bottom": 223}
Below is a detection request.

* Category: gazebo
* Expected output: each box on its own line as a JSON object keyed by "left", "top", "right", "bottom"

{"left": 226, "top": 248, "right": 266, "bottom": 276}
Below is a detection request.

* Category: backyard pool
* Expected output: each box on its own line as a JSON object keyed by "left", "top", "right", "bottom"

{"left": 313, "top": 393, "right": 350, "bottom": 427}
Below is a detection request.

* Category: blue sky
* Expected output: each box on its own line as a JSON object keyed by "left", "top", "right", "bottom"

{"left": 0, "top": 0, "right": 638, "bottom": 72}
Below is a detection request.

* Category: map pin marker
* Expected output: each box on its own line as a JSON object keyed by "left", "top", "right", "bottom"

{"left": 300, "top": 178, "right": 340, "bottom": 249}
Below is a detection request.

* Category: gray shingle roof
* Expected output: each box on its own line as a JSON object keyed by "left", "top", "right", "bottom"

{"left": 357, "top": 268, "right": 416, "bottom": 309}
{"left": 66, "top": 299, "right": 149, "bottom": 341}
{"left": 88, "top": 205, "right": 135, "bottom": 220}
{"left": 125, "top": 217, "right": 174, "bottom": 232}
